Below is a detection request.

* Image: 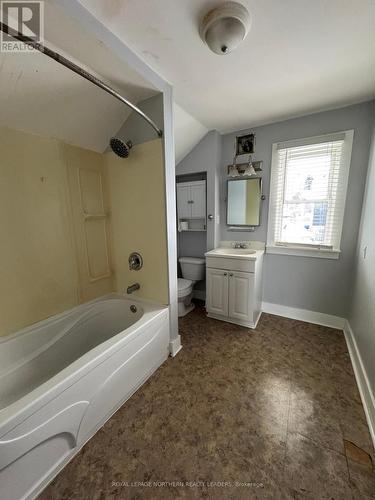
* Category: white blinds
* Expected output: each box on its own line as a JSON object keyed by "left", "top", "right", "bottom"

{"left": 268, "top": 131, "right": 353, "bottom": 251}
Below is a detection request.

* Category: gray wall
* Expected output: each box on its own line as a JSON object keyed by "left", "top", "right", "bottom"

{"left": 114, "top": 94, "right": 164, "bottom": 146}
{"left": 176, "top": 130, "right": 221, "bottom": 253}
{"left": 220, "top": 101, "right": 374, "bottom": 316}
{"left": 178, "top": 232, "right": 207, "bottom": 259}
{"left": 349, "top": 104, "right": 375, "bottom": 397}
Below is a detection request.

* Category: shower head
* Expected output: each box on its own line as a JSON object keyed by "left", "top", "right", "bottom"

{"left": 110, "top": 138, "right": 133, "bottom": 158}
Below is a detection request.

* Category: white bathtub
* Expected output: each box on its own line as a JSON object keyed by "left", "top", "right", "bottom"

{"left": 0, "top": 295, "right": 169, "bottom": 500}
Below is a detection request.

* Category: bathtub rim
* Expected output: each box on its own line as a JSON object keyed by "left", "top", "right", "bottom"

{"left": 0, "top": 294, "right": 169, "bottom": 436}
{"left": 0, "top": 293, "right": 159, "bottom": 344}
{"left": 0, "top": 296, "right": 145, "bottom": 380}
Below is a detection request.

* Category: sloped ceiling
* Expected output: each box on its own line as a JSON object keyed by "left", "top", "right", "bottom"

{"left": 174, "top": 104, "right": 208, "bottom": 164}
{"left": 0, "top": 0, "right": 158, "bottom": 152}
{"left": 0, "top": 0, "right": 206, "bottom": 161}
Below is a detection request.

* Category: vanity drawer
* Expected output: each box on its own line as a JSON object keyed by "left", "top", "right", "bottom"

{"left": 206, "top": 256, "right": 255, "bottom": 273}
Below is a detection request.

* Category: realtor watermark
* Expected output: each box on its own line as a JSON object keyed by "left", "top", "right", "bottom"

{"left": 110, "top": 480, "right": 265, "bottom": 489}
{"left": 1, "top": 1, "right": 44, "bottom": 52}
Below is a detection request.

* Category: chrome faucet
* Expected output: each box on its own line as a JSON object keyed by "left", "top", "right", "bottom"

{"left": 127, "top": 283, "right": 140, "bottom": 294}
{"left": 234, "top": 242, "right": 248, "bottom": 249}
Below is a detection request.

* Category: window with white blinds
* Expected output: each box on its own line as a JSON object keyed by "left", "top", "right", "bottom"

{"left": 267, "top": 130, "right": 354, "bottom": 258}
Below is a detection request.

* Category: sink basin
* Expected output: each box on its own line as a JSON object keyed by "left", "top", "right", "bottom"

{"left": 210, "top": 248, "right": 256, "bottom": 256}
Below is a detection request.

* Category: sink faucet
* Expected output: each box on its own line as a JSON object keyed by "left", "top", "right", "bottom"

{"left": 234, "top": 242, "right": 248, "bottom": 249}
{"left": 127, "top": 283, "right": 140, "bottom": 294}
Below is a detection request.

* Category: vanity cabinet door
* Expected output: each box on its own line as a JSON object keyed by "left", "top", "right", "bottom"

{"left": 206, "top": 268, "right": 228, "bottom": 317}
{"left": 228, "top": 271, "right": 254, "bottom": 323}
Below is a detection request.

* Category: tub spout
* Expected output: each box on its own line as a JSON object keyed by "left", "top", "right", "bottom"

{"left": 127, "top": 283, "right": 140, "bottom": 294}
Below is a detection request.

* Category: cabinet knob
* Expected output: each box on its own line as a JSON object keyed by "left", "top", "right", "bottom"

{"left": 223, "top": 272, "right": 227, "bottom": 276}
{"left": 229, "top": 273, "right": 233, "bottom": 277}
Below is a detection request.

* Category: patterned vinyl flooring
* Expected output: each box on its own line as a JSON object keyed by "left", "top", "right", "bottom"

{"left": 40, "top": 304, "right": 375, "bottom": 499}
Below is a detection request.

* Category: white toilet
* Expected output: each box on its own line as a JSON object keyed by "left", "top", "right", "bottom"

{"left": 178, "top": 257, "right": 205, "bottom": 317}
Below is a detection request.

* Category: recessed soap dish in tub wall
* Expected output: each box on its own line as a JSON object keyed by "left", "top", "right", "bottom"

{"left": 129, "top": 252, "right": 143, "bottom": 271}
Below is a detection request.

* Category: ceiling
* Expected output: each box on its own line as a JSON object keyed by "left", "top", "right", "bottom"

{"left": 0, "top": 0, "right": 158, "bottom": 152}
{"left": 78, "top": 0, "right": 375, "bottom": 133}
{"left": 0, "top": 0, "right": 207, "bottom": 159}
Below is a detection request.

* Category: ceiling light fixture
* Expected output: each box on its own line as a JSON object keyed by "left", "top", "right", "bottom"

{"left": 200, "top": 2, "right": 251, "bottom": 55}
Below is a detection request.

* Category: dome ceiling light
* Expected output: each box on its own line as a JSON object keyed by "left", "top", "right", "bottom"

{"left": 199, "top": 2, "right": 251, "bottom": 55}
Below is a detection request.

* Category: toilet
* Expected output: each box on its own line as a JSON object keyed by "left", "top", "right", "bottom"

{"left": 178, "top": 257, "right": 205, "bottom": 317}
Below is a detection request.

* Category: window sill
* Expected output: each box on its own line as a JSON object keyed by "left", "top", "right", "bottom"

{"left": 266, "top": 245, "right": 340, "bottom": 259}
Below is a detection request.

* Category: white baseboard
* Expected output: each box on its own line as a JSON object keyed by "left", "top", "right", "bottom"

{"left": 344, "top": 321, "right": 375, "bottom": 450}
{"left": 169, "top": 335, "right": 182, "bottom": 357}
{"left": 193, "top": 289, "right": 206, "bottom": 301}
{"left": 262, "top": 302, "right": 345, "bottom": 329}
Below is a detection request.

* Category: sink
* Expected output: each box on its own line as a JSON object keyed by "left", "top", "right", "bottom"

{"left": 205, "top": 246, "right": 263, "bottom": 261}
{"left": 210, "top": 248, "right": 257, "bottom": 256}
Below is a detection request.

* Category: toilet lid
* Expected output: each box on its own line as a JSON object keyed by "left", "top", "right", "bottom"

{"left": 178, "top": 278, "right": 193, "bottom": 293}
{"left": 178, "top": 257, "right": 205, "bottom": 265}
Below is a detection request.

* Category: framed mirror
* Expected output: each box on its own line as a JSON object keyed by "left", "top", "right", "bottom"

{"left": 227, "top": 177, "right": 262, "bottom": 227}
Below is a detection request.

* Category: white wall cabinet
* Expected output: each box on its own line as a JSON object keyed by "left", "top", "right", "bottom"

{"left": 177, "top": 184, "right": 191, "bottom": 219}
{"left": 206, "top": 252, "right": 263, "bottom": 328}
{"left": 177, "top": 181, "right": 206, "bottom": 220}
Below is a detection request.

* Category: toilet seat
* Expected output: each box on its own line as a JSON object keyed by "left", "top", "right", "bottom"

{"left": 178, "top": 278, "right": 193, "bottom": 298}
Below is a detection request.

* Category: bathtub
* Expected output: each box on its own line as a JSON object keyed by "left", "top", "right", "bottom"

{"left": 0, "top": 295, "right": 169, "bottom": 500}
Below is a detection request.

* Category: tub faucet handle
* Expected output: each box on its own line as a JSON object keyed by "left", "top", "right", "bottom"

{"left": 127, "top": 283, "right": 140, "bottom": 294}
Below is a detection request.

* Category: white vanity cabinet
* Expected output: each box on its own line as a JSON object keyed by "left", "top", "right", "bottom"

{"left": 177, "top": 181, "right": 206, "bottom": 220}
{"left": 205, "top": 249, "right": 263, "bottom": 328}
{"left": 228, "top": 271, "right": 255, "bottom": 323}
{"left": 206, "top": 268, "right": 229, "bottom": 316}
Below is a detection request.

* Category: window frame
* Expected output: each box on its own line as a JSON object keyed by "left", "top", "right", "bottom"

{"left": 266, "top": 130, "right": 354, "bottom": 259}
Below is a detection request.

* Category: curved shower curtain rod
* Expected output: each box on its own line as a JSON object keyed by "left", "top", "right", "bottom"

{"left": 0, "top": 22, "right": 163, "bottom": 138}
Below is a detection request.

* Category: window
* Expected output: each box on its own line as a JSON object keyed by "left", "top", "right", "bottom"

{"left": 267, "top": 130, "right": 354, "bottom": 258}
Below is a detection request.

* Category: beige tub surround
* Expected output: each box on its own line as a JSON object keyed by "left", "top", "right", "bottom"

{"left": 0, "top": 127, "right": 170, "bottom": 338}
{"left": 0, "top": 127, "right": 79, "bottom": 337}
{"left": 104, "top": 138, "right": 169, "bottom": 305}
{"left": 62, "top": 143, "right": 115, "bottom": 303}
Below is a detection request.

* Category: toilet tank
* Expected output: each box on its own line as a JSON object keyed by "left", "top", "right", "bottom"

{"left": 179, "top": 257, "right": 205, "bottom": 281}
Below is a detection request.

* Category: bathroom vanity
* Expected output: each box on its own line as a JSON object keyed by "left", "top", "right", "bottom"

{"left": 205, "top": 242, "right": 264, "bottom": 328}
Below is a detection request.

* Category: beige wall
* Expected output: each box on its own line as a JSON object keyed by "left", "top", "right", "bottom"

{"left": 0, "top": 127, "right": 79, "bottom": 336}
{"left": 105, "top": 139, "right": 169, "bottom": 304}
{"left": 0, "top": 128, "right": 169, "bottom": 337}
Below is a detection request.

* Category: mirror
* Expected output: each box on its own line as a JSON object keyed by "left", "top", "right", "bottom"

{"left": 227, "top": 178, "right": 262, "bottom": 226}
